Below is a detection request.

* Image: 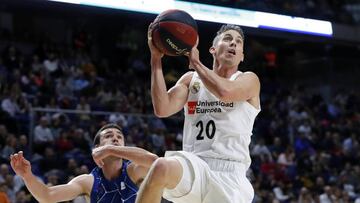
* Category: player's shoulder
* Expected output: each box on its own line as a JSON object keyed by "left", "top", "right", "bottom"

{"left": 69, "top": 173, "right": 94, "bottom": 193}
{"left": 237, "top": 71, "right": 260, "bottom": 82}
{"left": 181, "top": 71, "right": 195, "bottom": 79}
{"left": 241, "top": 71, "right": 258, "bottom": 77}
{"left": 177, "top": 71, "right": 194, "bottom": 86}
{"left": 72, "top": 174, "right": 94, "bottom": 183}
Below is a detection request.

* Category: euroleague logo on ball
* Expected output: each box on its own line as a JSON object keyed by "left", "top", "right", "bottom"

{"left": 165, "top": 38, "right": 187, "bottom": 55}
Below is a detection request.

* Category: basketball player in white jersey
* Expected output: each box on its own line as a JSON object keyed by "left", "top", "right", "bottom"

{"left": 136, "top": 24, "right": 260, "bottom": 203}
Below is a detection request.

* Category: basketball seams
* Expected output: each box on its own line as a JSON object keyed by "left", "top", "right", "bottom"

{"left": 155, "top": 10, "right": 198, "bottom": 30}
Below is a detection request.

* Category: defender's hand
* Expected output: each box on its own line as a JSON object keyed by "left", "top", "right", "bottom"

{"left": 92, "top": 145, "right": 115, "bottom": 168}
{"left": 10, "top": 151, "right": 32, "bottom": 179}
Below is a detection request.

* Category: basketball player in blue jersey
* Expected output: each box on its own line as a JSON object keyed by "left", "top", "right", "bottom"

{"left": 136, "top": 24, "right": 260, "bottom": 203}
{"left": 10, "top": 123, "right": 158, "bottom": 203}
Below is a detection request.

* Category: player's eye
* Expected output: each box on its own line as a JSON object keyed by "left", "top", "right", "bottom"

{"left": 224, "top": 36, "right": 232, "bottom": 41}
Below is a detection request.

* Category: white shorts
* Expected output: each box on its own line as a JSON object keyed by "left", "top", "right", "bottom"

{"left": 162, "top": 151, "right": 254, "bottom": 203}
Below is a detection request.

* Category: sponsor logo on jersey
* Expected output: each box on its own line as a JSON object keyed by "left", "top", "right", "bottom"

{"left": 188, "top": 101, "right": 197, "bottom": 114}
{"left": 187, "top": 100, "right": 234, "bottom": 114}
{"left": 191, "top": 82, "right": 200, "bottom": 94}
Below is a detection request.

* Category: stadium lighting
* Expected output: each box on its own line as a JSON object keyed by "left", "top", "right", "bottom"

{"left": 48, "top": 0, "right": 333, "bottom": 37}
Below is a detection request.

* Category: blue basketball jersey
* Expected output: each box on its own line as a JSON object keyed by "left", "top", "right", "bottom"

{"left": 90, "top": 160, "right": 138, "bottom": 203}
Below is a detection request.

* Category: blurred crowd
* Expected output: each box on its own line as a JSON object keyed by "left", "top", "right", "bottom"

{"left": 0, "top": 3, "right": 359, "bottom": 203}
{"left": 0, "top": 25, "right": 183, "bottom": 202}
{"left": 251, "top": 84, "right": 360, "bottom": 202}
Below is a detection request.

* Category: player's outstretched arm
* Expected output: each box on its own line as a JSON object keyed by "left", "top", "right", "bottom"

{"left": 92, "top": 145, "right": 159, "bottom": 186}
{"left": 92, "top": 145, "right": 158, "bottom": 169}
{"left": 10, "top": 151, "right": 91, "bottom": 203}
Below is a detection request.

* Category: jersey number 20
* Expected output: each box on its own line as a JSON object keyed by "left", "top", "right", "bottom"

{"left": 196, "top": 120, "right": 216, "bottom": 140}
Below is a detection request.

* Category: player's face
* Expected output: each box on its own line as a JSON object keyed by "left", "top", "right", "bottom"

{"left": 99, "top": 128, "right": 125, "bottom": 147}
{"left": 211, "top": 30, "right": 244, "bottom": 67}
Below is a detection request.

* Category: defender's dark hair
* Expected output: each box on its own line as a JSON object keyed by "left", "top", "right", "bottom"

{"left": 93, "top": 123, "right": 123, "bottom": 146}
{"left": 212, "top": 24, "right": 245, "bottom": 46}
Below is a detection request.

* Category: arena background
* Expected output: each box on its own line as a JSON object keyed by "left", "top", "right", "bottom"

{"left": 0, "top": 0, "right": 359, "bottom": 202}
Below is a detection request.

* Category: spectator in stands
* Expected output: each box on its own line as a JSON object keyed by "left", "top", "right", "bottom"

{"left": 70, "top": 128, "right": 92, "bottom": 153}
{"left": 56, "top": 131, "right": 74, "bottom": 153}
{"left": 0, "top": 182, "right": 10, "bottom": 203}
{"left": 0, "top": 164, "right": 10, "bottom": 183}
{"left": 76, "top": 96, "right": 91, "bottom": 127}
{"left": 1, "top": 135, "right": 17, "bottom": 161}
{"left": 273, "top": 181, "right": 292, "bottom": 202}
{"left": 0, "top": 58, "right": 8, "bottom": 87}
{"left": 277, "top": 146, "right": 296, "bottom": 179}
{"left": 39, "top": 147, "right": 62, "bottom": 173}
{"left": 1, "top": 93, "right": 20, "bottom": 118}
{"left": 0, "top": 125, "right": 8, "bottom": 150}
{"left": 31, "top": 54, "right": 44, "bottom": 72}
{"left": 64, "top": 158, "right": 78, "bottom": 176}
{"left": 56, "top": 77, "right": 74, "bottom": 102}
{"left": 95, "top": 85, "right": 113, "bottom": 107}
{"left": 3, "top": 173, "right": 15, "bottom": 202}
{"left": 294, "top": 132, "right": 314, "bottom": 156}
{"left": 269, "top": 137, "right": 283, "bottom": 159}
{"left": 43, "top": 52, "right": 59, "bottom": 78}
{"left": 342, "top": 133, "right": 358, "bottom": 156}
{"left": 2, "top": 45, "right": 20, "bottom": 69}
{"left": 252, "top": 138, "right": 273, "bottom": 162}
{"left": 298, "top": 187, "right": 315, "bottom": 203}
{"left": 319, "top": 185, "right": 334, "bottom": 203}
{"left": 15, "top": 189, "right": 32, "bottom": 203}
{"left": 33, "top": 116, "right": 54, "bottom": 153}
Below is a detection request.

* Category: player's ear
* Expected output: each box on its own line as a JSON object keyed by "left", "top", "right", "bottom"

{"left": 209, "top": 46, "right": 215, "bottom": 54}
{"left": 240, "top": 52, "right": 244, "bottom": 62}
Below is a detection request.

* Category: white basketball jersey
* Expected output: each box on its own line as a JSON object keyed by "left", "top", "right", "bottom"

{"left": 183, "top": 71, "right": 260, "bottom": 168}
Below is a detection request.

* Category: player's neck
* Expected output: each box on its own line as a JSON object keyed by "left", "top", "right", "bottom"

{"left": 213, "top": 64, "right": 237, "bottom": 78}
{"left": 102, "top": 158, "right": 123, "bottom": 180}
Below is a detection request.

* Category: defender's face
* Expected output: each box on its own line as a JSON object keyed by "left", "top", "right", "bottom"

{"left": 99, "top": 128, "right": 124, "bottom": 147}
{"left": 211, "top": 30, "right": 244, "bottom": 66}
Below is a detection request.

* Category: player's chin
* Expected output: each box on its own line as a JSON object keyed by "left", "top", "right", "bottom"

{"left": 222, "top": 58, "right": 236, "bottom": 66}
{"left": 221, "top": 54, "right": 235, "bottom": 61}
{"left": 113, "top": 142, "right": 124, "bottom": 147}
